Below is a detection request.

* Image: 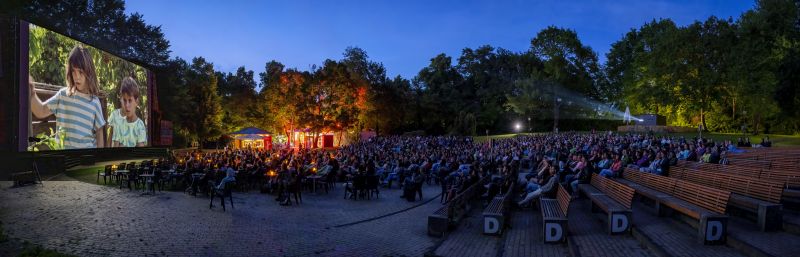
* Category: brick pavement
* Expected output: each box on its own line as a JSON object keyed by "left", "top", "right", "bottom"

{"left": 0, "top": 181, "right": 442, "bottom": 256}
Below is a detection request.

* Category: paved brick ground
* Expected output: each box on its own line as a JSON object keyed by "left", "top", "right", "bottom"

{"left": 568, "top": 198, "right": 652, "bottom": 257}
{"left": 0, "top": 181, "right": 441, "bottom": 256}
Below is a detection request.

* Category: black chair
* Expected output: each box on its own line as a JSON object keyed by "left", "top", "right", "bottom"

{"left": 97, "top": 165, "right": 113, "bottom": 184}
{"left": 286, "top": 178, "right": 303, "bottom": 205}
{"left": 127, "top": 169, "right": 141, "bottom": 191}
{"left": 345, "top": 176, "right": 366, "bottom": 200}
{"left": 147, "top": 169, "right": 164, "bottom": 194}
{"left": 321, "top": 171, "right": 337, "bottom": 194}
{"left": 210, "top": 182, "right": 234, "bottom": 211}
{"left": 365, "top": 175, "right": 380, "bottom": 199}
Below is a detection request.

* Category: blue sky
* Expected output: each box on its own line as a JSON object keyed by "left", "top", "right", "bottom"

{"left": 124, "top": 0, "right": 754, "bottom": 80}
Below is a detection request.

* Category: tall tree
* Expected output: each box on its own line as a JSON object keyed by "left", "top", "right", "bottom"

{"left": 186, "top": 57, "right": 223, "bottom": 147}
{"left": 531, "top": 26, "right": 600, "bottom": 131}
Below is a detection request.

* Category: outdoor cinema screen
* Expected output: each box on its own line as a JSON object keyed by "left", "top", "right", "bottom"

{"left": 26, "top": 23, "right": 150, "bottom": 151}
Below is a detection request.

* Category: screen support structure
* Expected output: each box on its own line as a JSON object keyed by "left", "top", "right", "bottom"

{"left": 17, "top": 19, "right": 29, "bottom": 152}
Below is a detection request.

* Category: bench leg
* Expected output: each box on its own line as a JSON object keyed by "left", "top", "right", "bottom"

{"left": 655, "top": 201, "right": 672, "bottom": 217}
{"left": 543, "top": 218, "right": 567, "bottom": 244}
{"left": 483, "top": 214, "right": 503, "bottom": 236}
{"left": 758, "top": 204, "right": 782, "bottom": 231}
{"left": 608, "top": 211, "right": 632, "bottom": 235}
{"left": 428, "top": 216, "right": 448, "bottom": 237}
{"left": 699, "top": 216, "right": 728, "bottom": 245}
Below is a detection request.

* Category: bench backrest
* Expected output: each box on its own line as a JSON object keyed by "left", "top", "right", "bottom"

{"left": 672, "top": 180, "right": 730, "bottom": 215}
{"left": 758, "top": 169, "right": 800, "bottom": 188}
{"left": 622, "top": 167, "right": 643, "bottom": 184}
{"left": 447, "top": 175, "right": 491, "bottom": 217}
{"left": 671, "top": 167, "right": 783, "bottom": 203}
{"left": 638, "top": 170, "right": 678, "bottom": 194}
{"left": 556, "top": 183, "right": 571, "bottom": 217}
{"left": 591, "top": 173, "right": 635, "bottom": 209}
{"left": 728, "top": 158, "right": 772, "bottom": 170}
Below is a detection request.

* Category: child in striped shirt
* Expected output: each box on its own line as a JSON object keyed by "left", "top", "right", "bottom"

{"left": 108, "top": 77, "right": 147, "bottom": 147}
{"left": 30, "top": 45, "right": 106, "bottom": 149}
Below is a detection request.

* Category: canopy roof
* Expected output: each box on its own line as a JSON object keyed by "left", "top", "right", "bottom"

{"left": 229, "top": 127, "right": 271, "bottom": 140}
{"left": 229, "top": 127, "right": 271, "bottom": 135}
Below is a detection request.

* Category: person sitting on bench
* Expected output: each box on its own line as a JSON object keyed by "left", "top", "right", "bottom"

{"left": 517, "top": 166, "right": 557, "bottom": 207}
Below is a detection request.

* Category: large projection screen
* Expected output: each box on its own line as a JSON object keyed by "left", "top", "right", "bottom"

{"left": 24, "top": 22, "right": 150, "bottom": 151}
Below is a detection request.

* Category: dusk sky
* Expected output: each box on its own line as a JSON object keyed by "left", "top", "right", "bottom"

{"left": 125, "top": 0, "right": 755, "bottom": 80}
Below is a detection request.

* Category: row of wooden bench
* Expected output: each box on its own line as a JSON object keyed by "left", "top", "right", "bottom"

{"left": 677, "top": 160, "right": 800, "bottom": 190}
{"left": 669, "top": 166, "right": 783, "bottom": 231}
{"left": 539, "top": 167, "right": 730, "bottom": 245}
{"left": 731, "top": 149, "right": 800, "bottom": 170}
{"left": 617, "top": 168, "right": 731, "bottom": 244}
{"left": 482, "top": 182, "right": 515, "bottom": 236}
{"left": 428, "top": 176, "right": 490, "bottom": 237}
{"left": 427, "top": 173, "right": 576, "bottom": 244}
{"left": 429, "top": 165, "right": 779, "bottom": 245}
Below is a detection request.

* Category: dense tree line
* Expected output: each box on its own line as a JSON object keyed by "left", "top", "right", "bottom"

{"left": 4, "top": 0, "right": 799, "bottom": 148}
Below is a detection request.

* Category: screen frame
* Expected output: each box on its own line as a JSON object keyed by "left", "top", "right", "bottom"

{"left": 19, "top": 19, "right": 156, "bottom": 152}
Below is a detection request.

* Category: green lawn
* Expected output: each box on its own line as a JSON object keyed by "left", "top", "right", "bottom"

{"left": 472, "top": 132, "right": 800, "bottom": 147}
{"left": 664, "top": 132, "right": 800, "bottom": 147}
{"left": 65, "top": 166, "right": 107, "bottom": 185}
{"left": 473, "top": 133, "right": 520, "bottom": 143}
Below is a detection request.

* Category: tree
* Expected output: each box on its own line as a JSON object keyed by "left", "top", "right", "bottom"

{"left": 260, "top": 66, "right": 307, "bottom": 147}
{"left": 506, "top": 77, "right": 552, "bottom": 121}
{"left": 531, "top": 26, "right": 601, "bottom": 132}
{"left": 216, "top": 67, "right": 258, "bottom": 133}
{"left": 416, "top": 53, "right": 464, "bottom": 134}
{"left": 156, "top": 58, "right": 194, "bottom": 146}
{"left": 186, "top": 57, "right": 223, "bottom": 147}
{"left": 9, "top": 0, "right": 171, "bottom": 67}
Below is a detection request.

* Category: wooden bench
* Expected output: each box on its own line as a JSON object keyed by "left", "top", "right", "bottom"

{"left": 540, "top": 184, "right": 571, "bottom": 243}
{"left": 428, "top": 176, "right": 489, "bottom": 237}
{"left": 670, "top": 167, "right": 783, "bottom": 231}
{"left": 482, "top": 182, "right": 515, "bottom": 236}
{"left": 618, "top": 168, "right": 731, "bottom": 245}
{"left": 679, "top": 160, "right": 800, "bottom": 206}
{"left": 578, "top": 173, "right": 635, "bottom": 234}
{"left": 727, "top": 158, "right": 772, "bottom": 170}
{"left": 679, "top": 160, "right": 800, "bottom": 191}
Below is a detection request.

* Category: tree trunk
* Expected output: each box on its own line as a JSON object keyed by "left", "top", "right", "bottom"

{"left": 754, "top": 113, "right": 761, "bottom": 135}
{"left": 701, "top": 108, "right": 708, "bottom": 132}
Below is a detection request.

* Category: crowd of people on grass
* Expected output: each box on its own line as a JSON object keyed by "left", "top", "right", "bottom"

{"left": 164, "top": 131, "right": 765, "bottom": 207}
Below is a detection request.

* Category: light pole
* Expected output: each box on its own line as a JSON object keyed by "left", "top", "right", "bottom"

{"left": 527, "top": 117, "right": 531, "bottom": 134}
{"left": 554, "top": 97, "right": 562, "bottom": 133}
